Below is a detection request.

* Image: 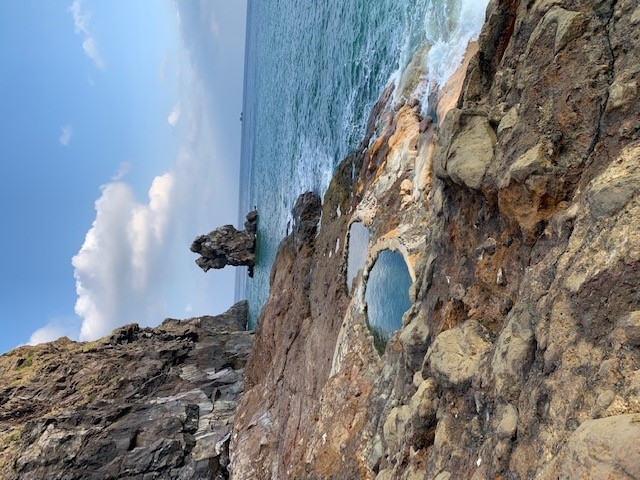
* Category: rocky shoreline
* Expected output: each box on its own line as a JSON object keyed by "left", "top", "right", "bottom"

{"left": 0, "top": 302, "right": 253, "bottom": 479}
{"left": 1, "top": 0, "right": 639, "bottom": 479}
{"left": 230, "top": 0, "right": 640, "bottom": 478}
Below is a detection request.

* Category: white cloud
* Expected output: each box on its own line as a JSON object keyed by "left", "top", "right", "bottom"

{"left": 69, "top": 4, "right": 243, "bottom": 343}
{"left": 59, "top": 125, "right": 73, "bottom": 146}
{"left": 68, "top": 0, "right": 105, "bottom": 69}
{"left": 168, "top": 103, "right": 182, "bottom": 127}
{"left": 71, "top": 88, "right": 238, "bottom": 341}
{"left": 112, "top": 161, "right": 130, "bottom": 181}
{"left": 72, "top": 174, "right": 175, "bottom": 340}
{"left": 28, "top": 318, "right": 80, "bottom": 346}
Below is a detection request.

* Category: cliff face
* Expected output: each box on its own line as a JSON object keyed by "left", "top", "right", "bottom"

{"left": 231, "top": 1, "right": 640, "bottom": 479}
{"left": 0, "top": 302, "right": 253, "bottom": 480}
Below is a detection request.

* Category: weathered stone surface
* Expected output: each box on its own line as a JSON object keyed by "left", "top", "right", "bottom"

{"left": 435, "top": 111, "right": 497, "bottom": 190}
{"left": 424, "top": 319, "right": 493, "bottom": 387}
{"left": 231, "top": 0, "right": 640, "bottom": 478}
{"left": 0, "top": 302, "right": 253, "bottom": 480}
{"left": 191, "top": 210, "right": 257, "bottom": 277}
{"left": 539, "top": 414, "right": 640, "bottom": 479}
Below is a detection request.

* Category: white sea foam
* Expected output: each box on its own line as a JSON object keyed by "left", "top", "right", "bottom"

{"left": 391, "top": 0, "right": 489, "bottom": 113}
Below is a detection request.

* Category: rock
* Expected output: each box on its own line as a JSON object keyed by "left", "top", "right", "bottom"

{"left": 230, "top": 0, "right": 640, "bottom": 478}
{"left": 587, "top": 143, "right": 640, "bottom": 220}
{"left": 424, "top": 320, "right": 493, "bottom": 387}
{"left": 190, "top": 211, "right": 257, "bottom": 277}
{"left": 496, "top": 403, "right": 518, "bottom": 439}
{"left": 0, "top": 302, "right": 253, "bottom": 480}
{"left": 435, "top": 112, "right": 497, "bottom": 190}
{"left": 541, "top": 414, "right": 640, "bottom": 479}
{"left": 475, "top": 237, "right": 497, "bottom": 256}
{"left": 611, "top": 311, "right": 640, "bottom": 346}
{"left": 491, "top": 305, "right": 535, "bottom": 401}
{"left": 291, "top": 191, "right": 322, "bottom": 246}
{"left": 504, "top": 142, "right": 552, "bottom": 186}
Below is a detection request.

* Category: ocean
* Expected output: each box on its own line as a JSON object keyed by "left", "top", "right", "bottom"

{"left": 236, "top": 0, "right": 489, "bottom": 327}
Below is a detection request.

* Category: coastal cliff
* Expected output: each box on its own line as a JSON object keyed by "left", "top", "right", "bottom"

{"left": 0, "top": 302, "right": 253, "bottom": 480}
{"left": 231, "top": 0, "right": 640, "bottom": 479}
{"left": 1, "top": 1, "right": 638, "bottom": 479}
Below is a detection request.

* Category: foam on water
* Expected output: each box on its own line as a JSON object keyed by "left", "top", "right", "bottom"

{"left": 238, "top": 0, "right": 489, "bottom": 327}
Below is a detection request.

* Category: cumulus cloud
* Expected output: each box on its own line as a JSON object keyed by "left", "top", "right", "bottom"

{"left": 168, "top": 103, "right": 181, "bottom": 127}
{"left": 72, "top": 174, "right": 175, "bottom": 340}
{"left": 28, "top": 318, "right": 81, "bottom": 345}
{"left": 68, "top": 0, "right": 105, "bottom": 69}
{"left": 59, "top": 125, "right": 73, "bottom": 146}
{"left": 67, "top": 2, "right": 244, "bottom": 343}
{"left": 71, "top": 97, "right": 238, "bottom": 341}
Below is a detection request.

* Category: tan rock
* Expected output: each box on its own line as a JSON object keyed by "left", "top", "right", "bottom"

{"left": 491, "top": 305, "right": 535, "bottom": 401}
{"left": 540, "top": 414, "right": 640, "bottom": 479}
{"left": 425, "top": 320, "right": 492, "bottom": 387}
{"left": 443, "top": 115, "right": 497, "bottom": 190}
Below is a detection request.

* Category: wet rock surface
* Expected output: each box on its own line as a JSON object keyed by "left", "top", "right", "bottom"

{"left": 191, "top": 211, "right": 257, "bottom": 277}
{"left": 0, "top": 302, "right": 253, "bottom": 480}
{"left": 231, "top": 0, "right": 640, "bottom": 478}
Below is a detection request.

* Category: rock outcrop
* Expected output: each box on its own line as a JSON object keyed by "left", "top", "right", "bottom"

{"left": 231, "top": 0, "right": 640, "bottom": 478}
{"left": 0, "top": 302, "right": 254, "bottom": 480}
{"left": 191, "top": 211, "right": 258, "bottom": 277}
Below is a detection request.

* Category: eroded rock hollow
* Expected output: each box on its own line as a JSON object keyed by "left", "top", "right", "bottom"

{"left": 230, "top": 0, "right": 640, "bottom": 478}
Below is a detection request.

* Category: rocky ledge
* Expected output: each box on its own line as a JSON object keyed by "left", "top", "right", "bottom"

{"left": 0, "top": 302, "right": 254, "bottom": 480}
{"left": 191, "top": 211, "right": 258, "bottom": 277}
{"left": 230, "top": 0, "right": 640, "bottom": 479}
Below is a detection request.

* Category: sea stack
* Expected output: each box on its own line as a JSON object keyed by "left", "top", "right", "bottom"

{"left": 190, "top": 210, "right": 258, "bottom": 277}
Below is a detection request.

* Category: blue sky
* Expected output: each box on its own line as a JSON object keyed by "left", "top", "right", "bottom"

{"left": 0, "top": 0, "right": 247, "bottom": 353}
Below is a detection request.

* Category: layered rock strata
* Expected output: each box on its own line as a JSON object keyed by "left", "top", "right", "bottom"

{"left": 191, "top": 210, "right": 258, "bottom": 277}
{"left": 231, "top": 0, "right": 640, "bottom": 479}
{"left": 0, "top": 302, "right": 254, "bottom": 480}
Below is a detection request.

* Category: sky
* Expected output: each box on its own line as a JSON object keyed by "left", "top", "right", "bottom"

{"left": 0, "top": 0, "right": 247, "bottom": 353}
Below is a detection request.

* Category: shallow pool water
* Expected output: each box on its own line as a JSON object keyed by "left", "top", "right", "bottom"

{"left": 364, "top": 250, "right": 412, "bottom": 354}
{"left": 346, "top": 222, "right": 370, "bottom": 292}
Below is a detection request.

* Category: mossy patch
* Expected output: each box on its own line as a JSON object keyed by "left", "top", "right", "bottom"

{"left": 369, "top": 326, "right": 389, "bottom": 356}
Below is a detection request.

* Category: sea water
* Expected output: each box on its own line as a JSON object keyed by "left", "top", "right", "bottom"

{"left": 236, "top": 0, "right": 489, "bottom": 327}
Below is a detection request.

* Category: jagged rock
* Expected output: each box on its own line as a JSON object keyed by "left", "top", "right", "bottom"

{"left": 0, "top": 302, "right": 253, "bottom": 480}
{"left": 230, "top": 0, "right": 640, "bottom": 478}
{"left": 191, "top": 211, "right": 257, "bottom": 277}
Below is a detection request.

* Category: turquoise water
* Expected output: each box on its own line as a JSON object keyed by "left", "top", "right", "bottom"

{"left": 365, "top": 250, "right": 413, "bottom": 353}
{"left": 236, "top": 0, "right": 488, "bottom": 327}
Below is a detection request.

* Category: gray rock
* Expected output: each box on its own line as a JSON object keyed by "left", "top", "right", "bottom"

{"left": 191, "top": 211, "right": 257, "bottom": 277}
{"left": 0, "top": 302, "right": 253, "bottom": 480}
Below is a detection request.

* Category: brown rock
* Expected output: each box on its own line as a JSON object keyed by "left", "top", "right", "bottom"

{"left": 540, "top": 414, "right": 640, "bottom": 479}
